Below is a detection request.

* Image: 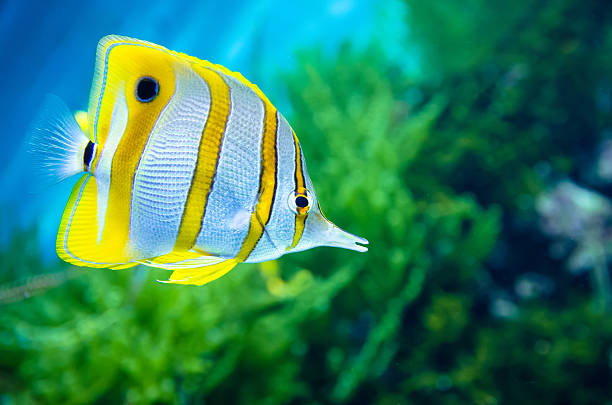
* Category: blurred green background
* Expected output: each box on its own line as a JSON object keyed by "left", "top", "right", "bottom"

{"left": 2, "top": 0, "right": 612, "bottom": 403}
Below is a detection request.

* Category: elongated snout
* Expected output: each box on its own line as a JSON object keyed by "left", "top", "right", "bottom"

{"left": 306, "top": 211, "right": 368, "bottom": 252}
{"left": 322, "top": 223, "right": 369, "bottom": 252}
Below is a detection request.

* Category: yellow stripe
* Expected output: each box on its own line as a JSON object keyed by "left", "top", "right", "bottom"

{"left": 235, "top": 106, "right": 278, "bottom": 262}
{"left": 293, "top": 132, "right": 306, "bottom": 191}
{"left": 99, "top": 97, "right": 173, "bottom": 257}
{"left": 290, "top": 132, "right": 307, "bottom": 249}
{"left": 174, "top": 67, "right": 231, "bottom": 250}
{"left": 98, "top": 45, "right": 177, "bottom": 258}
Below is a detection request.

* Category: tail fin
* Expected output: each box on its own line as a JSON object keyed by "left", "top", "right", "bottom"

{"left": 26, "top": 94, "right": 91, "bottom": 192}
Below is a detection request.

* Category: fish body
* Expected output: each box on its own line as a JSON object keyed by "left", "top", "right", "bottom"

{"left": 28, "top": 36, "right": 368, "bottom": 285}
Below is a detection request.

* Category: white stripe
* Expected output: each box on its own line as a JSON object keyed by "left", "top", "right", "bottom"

{"left": 93, "top": 85, "right": 128, "bottom": 243}
{"left": 195, "top": 72, "right": 265, "bottom": 257}
{"left": 246, "top": 113, "right": 296, "bottom": 262}
{"left": 128, "top": 65, "right": 211, "bottom": 258}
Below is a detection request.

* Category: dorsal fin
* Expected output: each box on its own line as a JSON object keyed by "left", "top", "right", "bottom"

{"left": 88, "top": 35, "right": 167, "bottom": 136}
{"left": 173, "top": 51, "right": 275, "bottom": 107}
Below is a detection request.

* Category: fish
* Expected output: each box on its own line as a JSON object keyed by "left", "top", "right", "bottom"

{"left": 27, "top": 35, "right": 368, "bottom": 286}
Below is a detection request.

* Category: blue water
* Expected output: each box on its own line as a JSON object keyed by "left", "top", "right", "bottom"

{"left": 0, "top": 0, "right": 409, "bottom": 259}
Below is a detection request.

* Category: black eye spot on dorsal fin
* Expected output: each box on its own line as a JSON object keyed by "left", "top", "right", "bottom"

{"left": 83, "top": 140, "right": 94, "bottom": 169}
{"left": 136, "top": 77, "right": 159, "bottom": 102}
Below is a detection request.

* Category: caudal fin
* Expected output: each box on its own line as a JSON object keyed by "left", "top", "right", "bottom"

{"left": 26, "top": 94, "right": 91, "bottom": 192}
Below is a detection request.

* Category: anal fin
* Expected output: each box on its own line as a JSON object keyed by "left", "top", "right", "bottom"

{"left": 57, "top": 174, "right": 135, "bottom": 267}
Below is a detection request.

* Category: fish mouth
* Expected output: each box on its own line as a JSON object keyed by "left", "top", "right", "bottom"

{"left": 323, "top": 224, "right": 369, "bottom": 252}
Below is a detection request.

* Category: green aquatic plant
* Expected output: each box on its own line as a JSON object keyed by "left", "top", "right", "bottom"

{"left": 2, "top": 0, "right": 612, "bottom": 403}
{"left": 0, "top": 45, "right": 500, "bottom": 404}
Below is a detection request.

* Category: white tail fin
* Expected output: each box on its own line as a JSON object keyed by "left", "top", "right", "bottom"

{"left": 26, "top": 95, "right": 91, "bottom": 192}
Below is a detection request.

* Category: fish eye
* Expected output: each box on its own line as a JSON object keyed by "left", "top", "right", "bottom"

{"left": 296, "top": 195, "right": 309, "bottom": 208}
{"left": 135, "top": 77, "right": 159, "bottom": 102}
{"left": 288, "top": 190, "right": 312, "bottom": 215}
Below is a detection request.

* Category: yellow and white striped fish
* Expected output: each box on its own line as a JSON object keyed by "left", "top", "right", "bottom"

{"left": 28, "top": 35, "right": 368, "bottom": 286}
